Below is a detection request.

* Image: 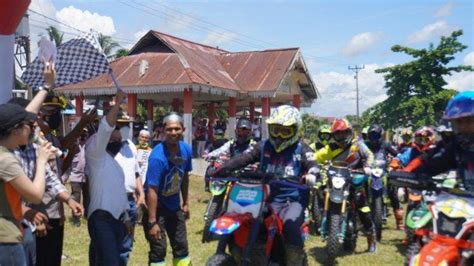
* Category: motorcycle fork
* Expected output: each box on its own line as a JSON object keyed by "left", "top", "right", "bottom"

{"left": 320, "top": 190, "right": 331, "bottom": 237}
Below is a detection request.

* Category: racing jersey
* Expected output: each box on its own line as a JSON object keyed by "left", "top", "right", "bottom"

{"left": 315, "top": 139, "right": 374, "bottom": 169}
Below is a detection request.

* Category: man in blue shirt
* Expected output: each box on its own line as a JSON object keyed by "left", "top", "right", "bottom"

{"left": 144, "top": 113, "right": 192, "bottom": 266}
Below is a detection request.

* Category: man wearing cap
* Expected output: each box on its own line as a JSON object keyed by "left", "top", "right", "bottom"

{"left": 114, "top": 114, "right": 146, "bottom": 263}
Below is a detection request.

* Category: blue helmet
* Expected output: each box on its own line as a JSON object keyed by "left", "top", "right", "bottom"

{"left": 443, "top": 91, "right": 474, "bottom": 120}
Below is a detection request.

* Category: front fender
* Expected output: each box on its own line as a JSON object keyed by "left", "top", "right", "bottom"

{"left": 330, "top": 190, "right": 345, "bottom": 204}
{"left": 406, "top": 207, "right": 432, "bottom": 230}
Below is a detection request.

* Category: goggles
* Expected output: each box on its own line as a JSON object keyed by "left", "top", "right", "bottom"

{"left": 319, "top": 132, "right": 331, "bottom": 141}
{"left": 268, "top": 124, "right": 296, "bottom": 139}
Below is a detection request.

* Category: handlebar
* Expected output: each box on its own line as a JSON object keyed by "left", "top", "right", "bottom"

{"left": 210, "top": 172, "right": 309, "bottom": 190}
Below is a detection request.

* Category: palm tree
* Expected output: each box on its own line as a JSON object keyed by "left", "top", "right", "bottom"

{"left": 46, "top": 26, "right": 64, "bottom": 47}
{"left": 97, "top": 33, "right": 120, "bottom": 56}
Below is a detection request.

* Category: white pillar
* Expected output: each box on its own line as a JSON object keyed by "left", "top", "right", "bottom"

{"left": 184, "top": 113, "right": 192, "bottom": 145}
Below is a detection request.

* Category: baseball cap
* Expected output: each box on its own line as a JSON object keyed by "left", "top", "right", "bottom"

{"left": 0, "top": 104, "right": 37, "bottom": 130}
{"left": 236, "top": 118, "right": 252, "bottom": 129}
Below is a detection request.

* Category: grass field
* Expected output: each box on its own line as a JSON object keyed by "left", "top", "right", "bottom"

{"left": 62, "top": 175, "right": 406, "bottom": 265}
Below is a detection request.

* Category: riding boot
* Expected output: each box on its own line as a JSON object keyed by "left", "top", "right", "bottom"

{"left": 285, "top": 245, "right": 307, "bottom": 266}
{"left": 394, "top": 208, "right": 405, "bottom": 230}
{"left": 367, "top": 231, "right": 377, "bottom": 253}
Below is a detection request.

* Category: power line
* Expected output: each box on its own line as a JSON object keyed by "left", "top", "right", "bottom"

{"left": 348, "top": 65, "right": 365, "bottom": 121}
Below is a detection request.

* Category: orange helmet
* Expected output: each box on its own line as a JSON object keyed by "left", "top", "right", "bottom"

{"left": 331, "top": 119, "right": 353, "bottom": 146}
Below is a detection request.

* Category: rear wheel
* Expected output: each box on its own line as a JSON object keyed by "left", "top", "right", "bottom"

{"left": 202, "top": 194, "right": 224, "bottom": 243}
{"left": 311, "top": 191, "right": 322, "bottom": 235}
{"left": 327, "top": 213, "right": 341, "bottom": 265}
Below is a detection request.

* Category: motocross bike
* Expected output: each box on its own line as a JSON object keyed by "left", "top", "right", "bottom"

{"left": 319, "top": 163, "right": 367, "bottom": 265}
{"left": 311, "top": 164, "right": 328, "bottom": 235}
{"left": 202, "top": 154, "right": 230, "bottom": 243}
{"left": 206, "top": 172, "right": 310, "bottom": 266}
{"left": 368, "top": 153, "right": 389, "bottom": 242}
{"left": 389, "top": 171, "right": 474, "bottom": 266}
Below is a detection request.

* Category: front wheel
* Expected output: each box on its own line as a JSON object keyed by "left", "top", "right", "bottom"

{"left": 372, "top": 195, "right": 384, "bottom": 242}
{"left": 326, "top": 213, "right": 341, "bottom": 265}
{"left": 405, "top": 240, "right": 421, "bottom": 266}
{"left": 202, "top": 194, "right": 224, "bottom": 243}
{"left": 311, "top": 191, "right": 323, "bottom": 235}
{"left": 206, "top": 253, "right": 237, "bottom": 266}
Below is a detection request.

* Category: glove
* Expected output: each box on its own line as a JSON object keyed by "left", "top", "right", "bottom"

{"left": 364, "top": 167, "right": 372, "bottom": 176}
{"left": 304, "top": 174, "right": 318, "bottom": 186}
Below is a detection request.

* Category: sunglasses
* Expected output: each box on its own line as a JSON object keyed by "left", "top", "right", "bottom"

{"left": 268, "top": 124, "right": 295, "bottom": 139}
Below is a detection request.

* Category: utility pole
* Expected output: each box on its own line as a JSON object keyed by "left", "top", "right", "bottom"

{"left": 348, "top": 65, "right": 364, "bottom": 121}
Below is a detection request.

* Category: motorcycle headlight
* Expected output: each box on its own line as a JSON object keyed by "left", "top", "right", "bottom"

{"left": 332, "top": 176, "right": 345, "bottom": 189}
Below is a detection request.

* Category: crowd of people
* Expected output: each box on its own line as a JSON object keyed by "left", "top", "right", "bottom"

{"left": 0, "top": 60, "right": 473, "bottom": 266}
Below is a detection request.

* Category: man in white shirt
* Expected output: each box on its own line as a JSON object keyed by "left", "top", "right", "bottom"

{"left": 85, "top": 90, "right": 130, "bottom": 266}
{"left": 115, "top": 115, "right": 145, "bottom": 263}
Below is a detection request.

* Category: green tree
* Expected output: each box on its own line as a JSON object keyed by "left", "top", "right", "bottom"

{"left": 98, "top": 33, "right": 120, "bottom": 56}
{"left": 114, "top": 48, "right": 129, "bottom": 59}
{"left": 363, "top": 30, "right": 472, "bottom": 129}
{"left": 46, "top": 26, "right": 64, "bottom": 47}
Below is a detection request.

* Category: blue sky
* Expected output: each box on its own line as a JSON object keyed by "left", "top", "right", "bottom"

{"left": 28, "top": 0, "right": 473, "bottom": 117}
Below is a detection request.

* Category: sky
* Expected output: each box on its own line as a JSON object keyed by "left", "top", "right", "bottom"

{"left": 25, "top": 0, "right": 473, "bottom": 117}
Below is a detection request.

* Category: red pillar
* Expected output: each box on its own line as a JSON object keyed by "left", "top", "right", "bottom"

{"left": 261, "top": 97, "right": 271, "bottom": 117}
{"left": 293, "top": 94, "right": 301, "bottom": 109}
{"left": 207, "top": 103, "right": 215, "bottom": 141}
{"left": 127, "top": 94, "right": 137, "bottom": 119}
{"left": 183, "top": 89, "right": 193, "bottom": 145}
{"left": 249, "top": 101, "right": 255, "bottom": 122}
{"left": 146, "top": 100, "right": 154, "bottom": 120}
{"left": 172, "top": 98, "right": 180, "bottom": 112}
{"left": 75, "top": 95, "right": 83, "bottom": 117}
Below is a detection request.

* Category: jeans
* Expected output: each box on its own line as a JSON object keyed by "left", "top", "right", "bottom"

{"left": 21, "top": 225, "right": 36, "bottom": 266}
{"left": 88, "top": 210, "right": 127, "bottom": 266}
{"left": 36, "top": 219, "right": 64, "bottom": 266}
{"left": 120, "top": 194, "right": 137, "bottom": 264}
{"left": 0, "top": 243, "right": 26, "bottom": 266}
{"left": 142, "top": 207, "right": 189, "bottom": 263}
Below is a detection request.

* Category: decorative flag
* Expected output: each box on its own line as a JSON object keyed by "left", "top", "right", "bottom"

{"left": 21, "top": 32, "right": 111, "bottom": 90}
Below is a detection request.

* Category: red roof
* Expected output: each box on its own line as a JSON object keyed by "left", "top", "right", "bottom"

{"left": 57, "top": 30, "right": 317, "bottom": 100}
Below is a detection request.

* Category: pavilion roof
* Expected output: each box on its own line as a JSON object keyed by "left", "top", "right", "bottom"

{"left": 56, "top": 30, "right": 317, "bottom": 101}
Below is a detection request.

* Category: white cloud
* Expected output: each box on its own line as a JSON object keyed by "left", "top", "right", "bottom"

{"left": 434, "top": 2, "right": 454, "bottom": 17}
{"left": 307, "top": 63, "right": 392, "bottom": 117}
{"left": 407, "top": 20, "right": 453, "bottom": 44}
{"left": 202, "top": 32, "right": 238, "bottom": 46}
{"left": 446, "top": 72, "right": 474, "bottom": 92}
{"left": 341, "top": 32, "right": 382, "bottom": 57}
{"left": 56, "top": 6, "right": 116, "bottom": 36}
{"left": 464, "top": 51, "right": 474, "bottom": 66}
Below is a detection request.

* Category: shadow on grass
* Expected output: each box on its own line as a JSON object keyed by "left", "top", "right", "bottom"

{"left": 383, "top": 237, "right": 407, "bottom": 257}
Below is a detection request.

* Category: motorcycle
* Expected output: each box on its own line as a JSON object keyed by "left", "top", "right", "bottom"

{"left": 206, "top": 172, "right": 309, "bottom": 266}
{"left": 202, "top": 154, "right": 230, "bottom": 243}
{"left": 311, "top": 164, "right": 328, "bottom": 235}
{"left": 319, "top": 163, "right": 367, "bottom": 265}
{"left": 389, "top": 171, "right": 474, "bottom": 266}
{"left": 368, "top": 154, "right": 389, "bottom": 242}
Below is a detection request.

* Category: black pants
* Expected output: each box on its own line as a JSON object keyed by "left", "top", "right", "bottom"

{"left": 142, "top": 207, "right": 189, "bottom": 263}
{"left": 387, "top": 184, "right": 401, "bottom": 210}
{"left": 36, "top": 219, "right": 64, "bottom": 266}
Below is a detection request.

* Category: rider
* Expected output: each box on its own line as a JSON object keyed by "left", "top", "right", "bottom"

{"left": 210, "top": 105, "right": 319, "bottom": 265}
{"left": 361, "top": 126, "right": 369, "bottom": 142}
{"left": 412, "top": 91, "right": 474, "bottom": 193}
{"left": 205, "top": 128, "right": 228, "bottom": 153}
{"left": 310, "top": 124, "right": 332, "bottom": 151}
{"left": 365, "top": 124, "right": 404, "bottom": 230}
{"left": 398, "top": 128, "right": 414, "bottom": 153}
{"left": 315, "top": 118, "right": 377, "bottom": 252}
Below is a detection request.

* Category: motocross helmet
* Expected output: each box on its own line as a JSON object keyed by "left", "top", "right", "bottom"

{"left": 368, "top": 124, "right": 384, "bottom": 144}
{"left": 331, "top": 118, "right": 353, "bottom": 147}
{"left": 436, "top": 119, "right": 454, "bottom": 144}
{"left": 400, "top": 128, "right": 413, "bottom": 144}
{"left": 235, "top": 118, "right": 252, "bottom": 144}
{"left": 414, "top": 126, "right": 436, "bottom": 151}
{"left": 443, "top": 91, "right": 474, "bottom": 134}
{"left": 317, "top": 124, "right": 332, "bottom": 146}
{"left": 361, "top": 126, "right": 369, "bottom": 141}
{"left": 266, "top": 105, "right": 302, "bottom": 153}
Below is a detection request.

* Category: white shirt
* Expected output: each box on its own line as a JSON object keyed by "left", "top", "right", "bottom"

{"left": 85, "top": 118, "right": 129, "bottom": 219}
{"left": 115, "top": 139, "right": 139, "bottom": 193}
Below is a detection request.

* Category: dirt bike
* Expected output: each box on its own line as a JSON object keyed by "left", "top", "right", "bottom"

{"left": 368, "top": 154, "right": 389, "bottom": 242}
{"left": 389, "top": 171, "right": 474, "bottom": 266}
{"left": 319, "top": 163, "right": 367, "bottom": 265}
{"left": 205, "top": 172, "right": 310, "bottom": 266}
{"left": 311, "top": 164, "right": 328, "bottom": 235}
{"left": 202, "top": 154, "right": 230, "bottom": 243}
